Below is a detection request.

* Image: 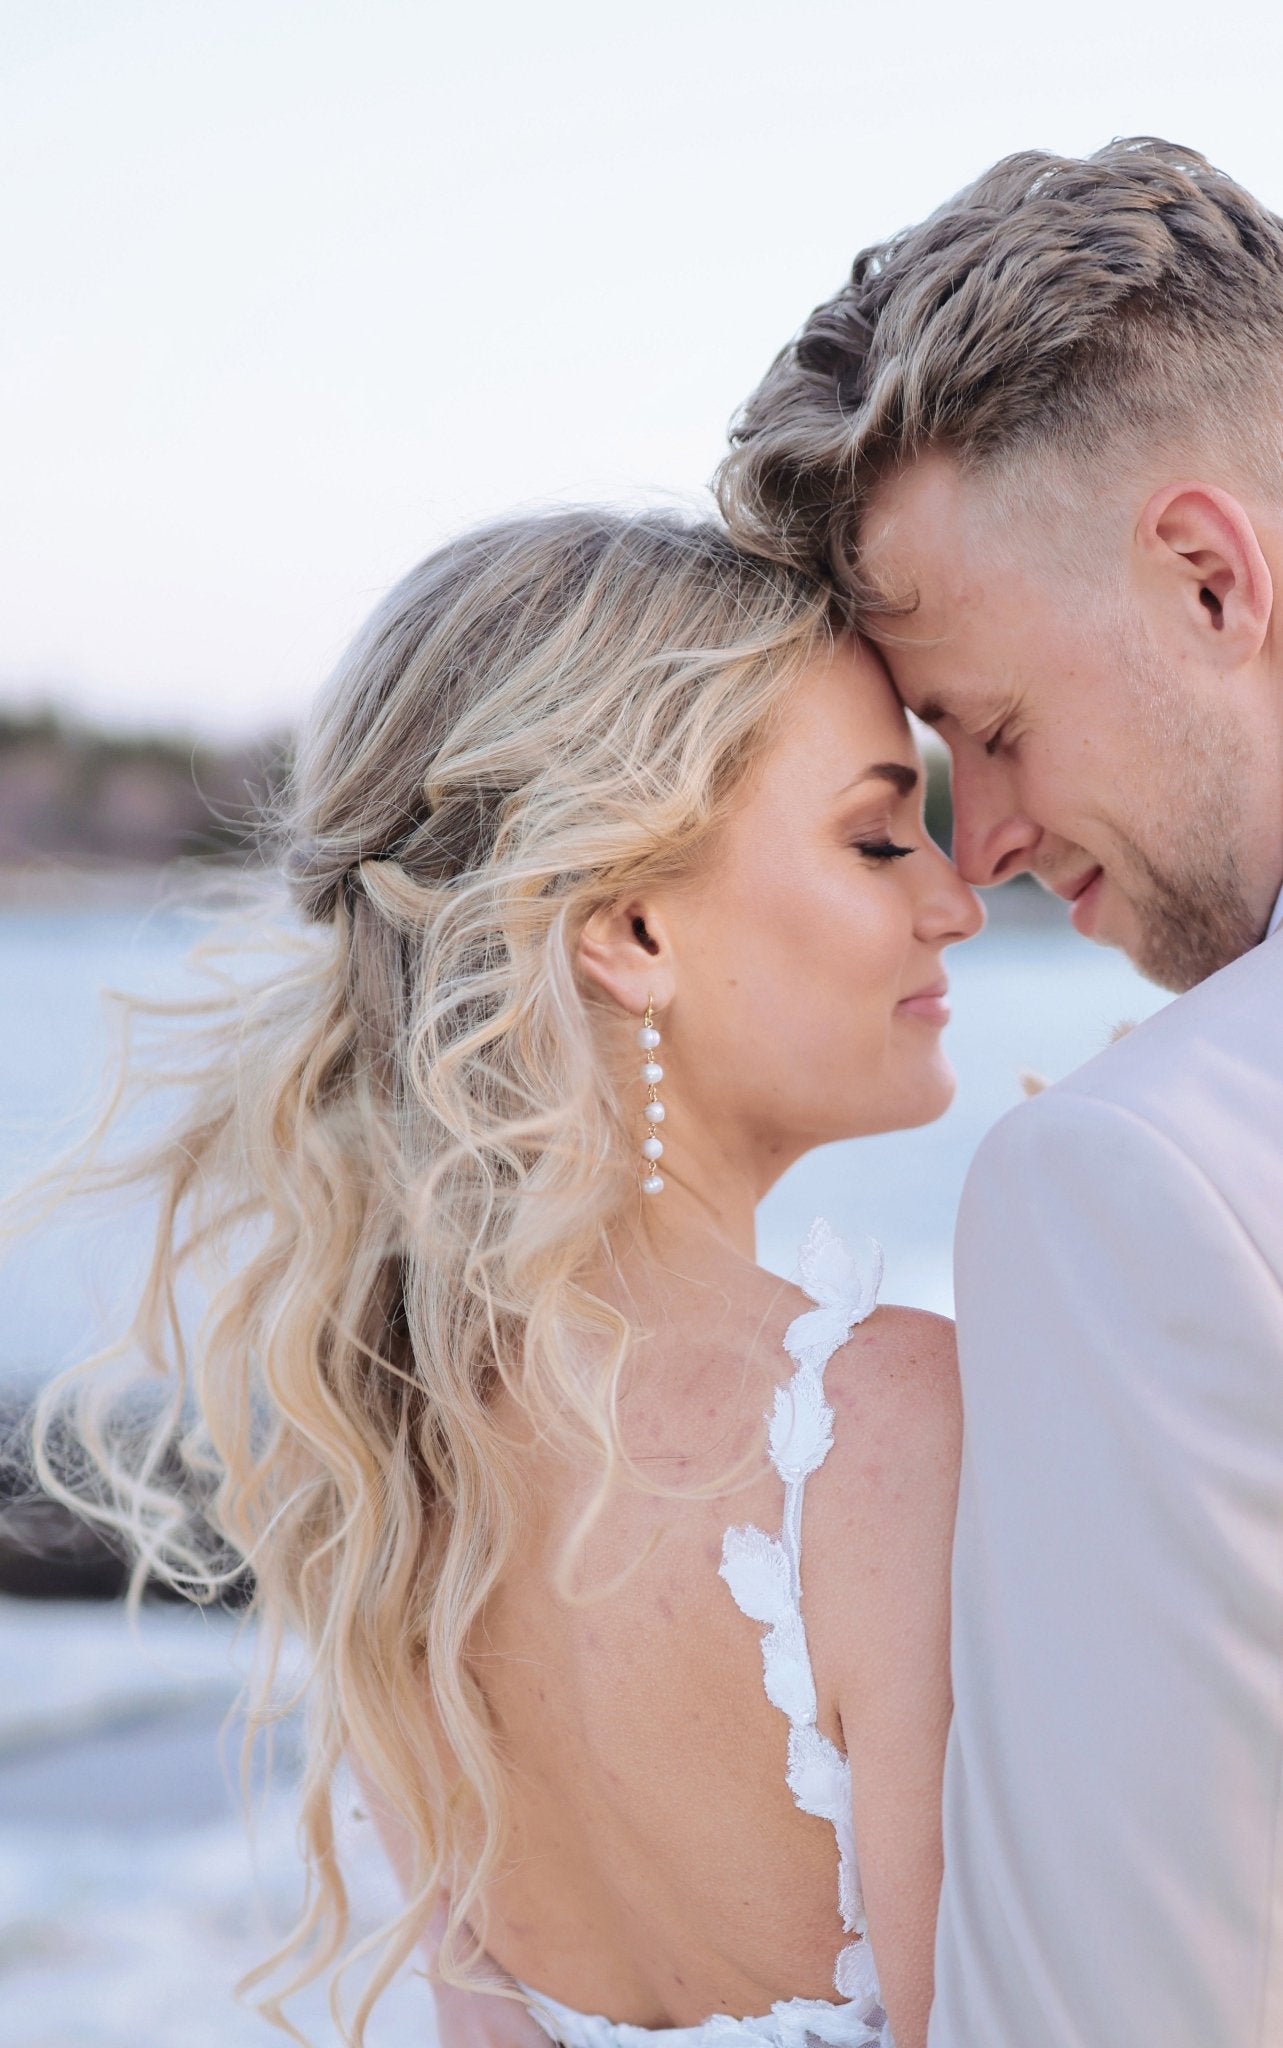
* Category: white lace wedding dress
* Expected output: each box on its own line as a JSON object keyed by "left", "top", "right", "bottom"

{"left": 520, "top": 1220, "right": 896, "bottom": 2048}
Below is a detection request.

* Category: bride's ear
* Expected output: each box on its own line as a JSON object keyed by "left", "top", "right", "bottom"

{"left": 577, "top": 899, "right": 676, "bottom": 1017}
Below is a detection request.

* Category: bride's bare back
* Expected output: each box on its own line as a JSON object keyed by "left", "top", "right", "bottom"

{"left": 461, "top": 1248, "right": 959, "bottom": 2043}
{"left": 335, "top": 626, "right": 979, "bottom": 2046}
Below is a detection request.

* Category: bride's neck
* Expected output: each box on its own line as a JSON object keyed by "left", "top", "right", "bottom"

{"left": 629, "top": 1097, "right": 810, "bottom": 1270}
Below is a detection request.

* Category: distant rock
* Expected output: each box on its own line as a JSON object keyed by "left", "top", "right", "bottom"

{"left": 0, "top": 705, "right": 291, "bottom": 869}
{"left": 0, "top": 1390, "right": 252, "bottom": 1607}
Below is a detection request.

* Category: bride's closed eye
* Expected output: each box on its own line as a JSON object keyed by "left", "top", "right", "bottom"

{"left": 855, "top": 839, "right": 915, "bottom": 864}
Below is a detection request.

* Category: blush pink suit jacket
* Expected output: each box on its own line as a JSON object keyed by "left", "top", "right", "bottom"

{"left": 929, "top": 923, "right": 1283, "bottom": 2047}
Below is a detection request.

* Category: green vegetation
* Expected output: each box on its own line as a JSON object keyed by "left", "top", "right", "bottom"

{"left": 0, "top": 707, "right": 961, "bottom": 868}
{"left": 923, "top": 746, "right": 954, "bottom": 854}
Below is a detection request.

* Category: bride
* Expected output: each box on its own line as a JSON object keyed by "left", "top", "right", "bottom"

{"left": 29, "top": 507, "right": 981, "bottom": 2048}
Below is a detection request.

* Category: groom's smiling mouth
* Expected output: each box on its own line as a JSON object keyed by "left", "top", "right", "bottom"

{"left": 1049, "top": 864, "right": 1107, "bottom": 935}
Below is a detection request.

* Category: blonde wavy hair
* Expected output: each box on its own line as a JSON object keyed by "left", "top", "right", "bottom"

{"left": 15, "top": 506, "right": 837, "bottom": 2043}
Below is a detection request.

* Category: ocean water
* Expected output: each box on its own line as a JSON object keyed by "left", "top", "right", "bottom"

{"left": 0, "top": 1596, "right": 426, "bottom": 2048}
{"left": 0, "top": 885, "right": 1169, "bottom": 1386}
{"left": 0, "top": 886, "right": 1170, "bottom": 2045}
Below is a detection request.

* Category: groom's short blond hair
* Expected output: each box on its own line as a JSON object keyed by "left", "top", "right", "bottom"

{"left": 718, "top": 138, "right": 1283, "bottom": 603}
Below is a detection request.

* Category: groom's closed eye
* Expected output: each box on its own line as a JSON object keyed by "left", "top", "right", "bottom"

{"left": 913, "top": 703, "right": 1015, "bottom": 755}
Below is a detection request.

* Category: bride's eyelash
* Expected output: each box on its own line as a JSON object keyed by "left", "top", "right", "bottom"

{"left": 855, "top": 840, "right": 915, "bottom": 864}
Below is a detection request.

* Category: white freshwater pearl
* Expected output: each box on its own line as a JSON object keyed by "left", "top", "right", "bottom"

{"left": 641, "top": 1136, "right": 663, "bottom": 1160}
{"left": 637, "top": 1025, "right": 661, "bottom": 1051}
{"left": 643, "top": 1100, "right": 665, "bottom": 1124}
{"left": 641, "top": 1061, "right": 663, "bottom": 1085}
{"left": 642, "top": 1173, "right": 665, "bottom": 1195}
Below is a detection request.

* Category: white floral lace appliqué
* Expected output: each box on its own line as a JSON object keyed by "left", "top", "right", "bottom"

{"left": 522, "top": 1219, "right": 893, "bottom": 2048}
{"left": 718, "top": 1218, "right": 883, "bottom": 1991}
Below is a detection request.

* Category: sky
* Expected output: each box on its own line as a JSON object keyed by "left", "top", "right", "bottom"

{"left": 5, "top": 0, "right": 1283, "bottom": 739}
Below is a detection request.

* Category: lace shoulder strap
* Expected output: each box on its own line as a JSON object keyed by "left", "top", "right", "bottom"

{"left": 718, "top": 1218, "right": 883, "bottom": 2002}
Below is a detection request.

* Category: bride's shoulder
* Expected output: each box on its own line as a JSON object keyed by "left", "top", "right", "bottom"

{"left": 830, "top": 1298, "right": 957, "bottom": 1395}
{"left": 820, "top": 1300, "right": 960, "bottom": 1488}
{"left": 753, "top": 1217, "right": 959, "bottom": 1514}
{"left": 804, "top": 1303, "right": 960, "bottom": 1702}
{"left": 765, "top": 1209, "right": 957, "bottom": 1425}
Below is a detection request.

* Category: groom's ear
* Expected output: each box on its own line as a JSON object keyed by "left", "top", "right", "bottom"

{"left": 1136, "top": 483, "right": 1272, "bottom": 666}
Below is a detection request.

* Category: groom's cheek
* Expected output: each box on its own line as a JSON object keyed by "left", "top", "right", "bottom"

{"left": 938, "top": 751, "right": 991, "bottom": 881}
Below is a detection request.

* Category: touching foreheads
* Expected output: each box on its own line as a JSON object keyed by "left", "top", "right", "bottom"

{"left": 717, "top": 137, "right": 1283, "bottom": 603}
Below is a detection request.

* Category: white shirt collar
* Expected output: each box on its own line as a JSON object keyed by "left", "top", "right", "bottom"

{"left": 1269, "top": 881, "right": 1283, "bottom": 939}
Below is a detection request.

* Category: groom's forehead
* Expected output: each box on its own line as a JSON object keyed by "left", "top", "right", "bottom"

{"left": 858, "top": 456, "right": 1055, "bottom": 712}
{"left": 858, "top": 456, "right": 989, "bottom": 624}
{"left": 858, "top": 486, "right": 985, "bottom": 706}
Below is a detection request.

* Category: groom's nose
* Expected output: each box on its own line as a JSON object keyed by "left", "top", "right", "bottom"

{"left": 949, "top": 753, "right": 1042, "bottom": 888}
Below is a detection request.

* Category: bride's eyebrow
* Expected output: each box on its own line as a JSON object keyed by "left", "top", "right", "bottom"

{"left": 837, "top": 763, "right": 920, "bottom": 799}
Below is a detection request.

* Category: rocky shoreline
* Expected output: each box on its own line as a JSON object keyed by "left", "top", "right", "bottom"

{"left": 0, "top": 1390, "right": 251, "bottom": 1607}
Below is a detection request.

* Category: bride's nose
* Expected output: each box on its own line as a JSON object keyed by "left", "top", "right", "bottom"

{"left": 916, "top": 840, "right": 986, "bottom": 945}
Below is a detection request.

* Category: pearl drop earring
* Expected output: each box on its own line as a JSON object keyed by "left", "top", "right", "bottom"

{"left": 637, "top": 995, "right": 665, "bottom": 1195}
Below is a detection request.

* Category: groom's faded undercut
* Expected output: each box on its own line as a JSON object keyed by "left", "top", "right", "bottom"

{"left": 718, "top": 138, "right": 1283, "bottom": 604}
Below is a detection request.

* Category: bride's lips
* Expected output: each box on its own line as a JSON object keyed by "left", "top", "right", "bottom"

{"left": 896, "top": 978, "right": 950, "bottom": 1026}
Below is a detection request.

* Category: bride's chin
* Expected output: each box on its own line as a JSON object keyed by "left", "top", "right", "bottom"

{"left": 818, "top": 1060, "right": 957, "bottom": 1145}
{"left": 879, "top": 1058, "right": 958, "bottom": 1134}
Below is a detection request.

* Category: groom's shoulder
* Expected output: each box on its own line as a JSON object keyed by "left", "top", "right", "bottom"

{"left": 969, "top": 934, "right": 1283, "bottom": 1263}
{"left": 1053, "top": 931, "right": 1283, "bottom": 1134}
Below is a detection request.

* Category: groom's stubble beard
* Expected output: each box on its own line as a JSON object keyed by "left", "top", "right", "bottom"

{"left": 1108, "top": 636, "right": 1261, "bottom": 994}
{"left": 1124, "top": 833, "right": 1259, "bottom": 993}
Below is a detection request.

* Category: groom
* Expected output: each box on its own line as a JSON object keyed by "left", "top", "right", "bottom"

{"left": 720, "top": 138, "right": 1283, "bottom": 2044}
